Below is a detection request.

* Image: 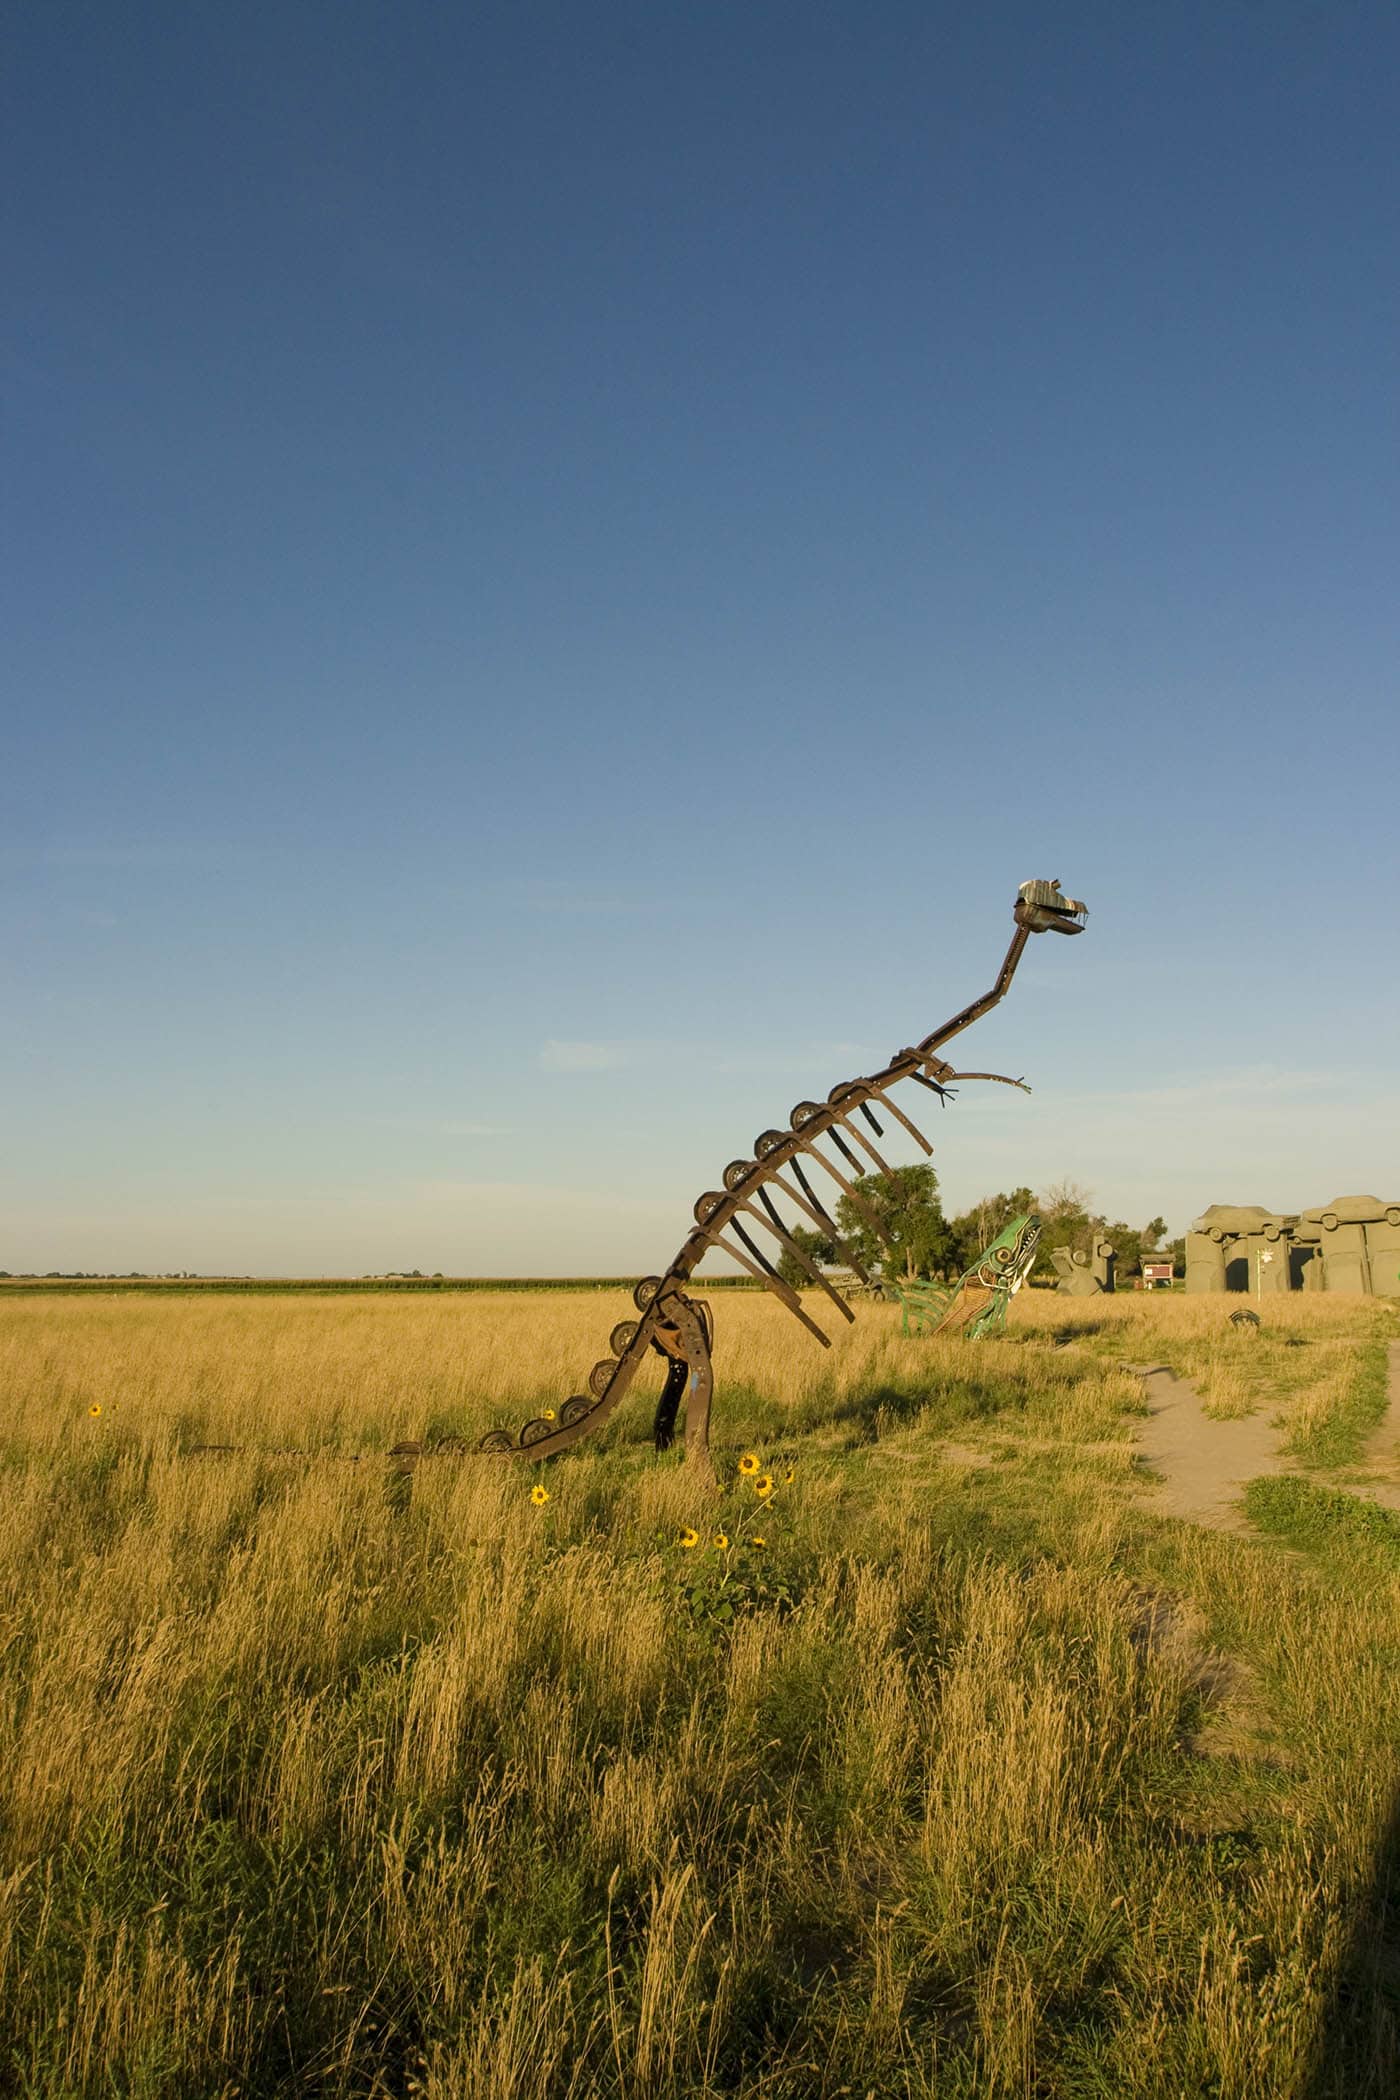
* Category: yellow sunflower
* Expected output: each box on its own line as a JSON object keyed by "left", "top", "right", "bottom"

{"left": 88, "top": 1404, "right": 102, "bottom": 1418}
{"left": 751, "top": 1535, "right": 767, "bottom": 1548}
{"left": 679, "top": 1526, "right": 699, "bottom": 1549}
{"left": 530, "top": 1484, "right": 550, "bottom": 1507}
{"left": 738, "top": 1453, "right": 759, "bottom": 1476}
{"left": 713, "top": 1531, "right": 729, "bottom": 1550}
{"left": 541, "top": 1407, "right": 557, "bottom": 1421}
{"left": 755, "top": 1475, "right": 774, "bottom": 1498}
{"left": 783, "top": 1468, "right": 795, "bottom": 1484}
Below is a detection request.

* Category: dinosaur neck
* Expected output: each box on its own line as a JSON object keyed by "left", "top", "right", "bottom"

{"left": 915, "top": 924, "right": 1030, "bottom": 1055}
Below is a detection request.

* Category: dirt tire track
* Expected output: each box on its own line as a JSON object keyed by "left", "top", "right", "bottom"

{"left": 1131, "top": 1340, "right": 1400, "bottom": 1529}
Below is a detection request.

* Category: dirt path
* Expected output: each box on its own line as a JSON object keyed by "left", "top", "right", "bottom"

{"left": 1130, "top": 1363, "right": 1288, "bottom": 1531}
{"left": 1131, "top": 1341, "right": 1400, "bottom": 1530}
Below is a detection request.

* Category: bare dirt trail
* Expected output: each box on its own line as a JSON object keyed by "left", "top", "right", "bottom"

{"left": 1130, "top": 1363, "right": 1288, "bottom": 1531}
{"left": 1131, "top": 1340, "right": 1400, "bottom": 1530}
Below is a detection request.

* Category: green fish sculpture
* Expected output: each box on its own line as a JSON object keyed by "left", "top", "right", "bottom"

{"left": 889, "top": 1212, "right": 1043, "bottom": 1340}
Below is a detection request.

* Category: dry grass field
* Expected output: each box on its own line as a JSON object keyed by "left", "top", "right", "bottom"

{"left": 1, "top": 1284, "right": 1397, "bottom": 2097}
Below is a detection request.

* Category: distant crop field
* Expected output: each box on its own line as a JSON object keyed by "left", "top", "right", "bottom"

{"left": 0, "top": 1273, "right": 767, "bottom": 1296}
{"left": 0, "top": 1287, "right": 1396, "bottom": 2095}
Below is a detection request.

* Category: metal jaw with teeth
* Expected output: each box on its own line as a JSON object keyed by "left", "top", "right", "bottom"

{"left": 479, "top": 879, "right": 1088, "bottom": 1477}
{"left": 884, "top": 1211, "right": 1044, "bottom": 1340}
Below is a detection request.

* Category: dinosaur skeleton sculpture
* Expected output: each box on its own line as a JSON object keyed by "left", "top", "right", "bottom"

{"left": 479, "top": 880, "right": 1087, "bottom": 1471}
{"left": 888, "top": 1211, "right": 1043, "bottom": 1339}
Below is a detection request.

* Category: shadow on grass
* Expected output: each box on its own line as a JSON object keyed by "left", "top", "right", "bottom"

{"left": 817, "top": 1371, "right": 1030, "bottom": 1444}
{"left": 1308, "top": 1786, "right": 1400, "bottom": 2096}
{"left": 1050, "top": 1320, "right": 1111, "bottom": 1345}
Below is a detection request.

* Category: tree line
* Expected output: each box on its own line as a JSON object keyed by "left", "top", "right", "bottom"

{"left": 776, "top": 1166, "right": 1179, "bottom": 1288}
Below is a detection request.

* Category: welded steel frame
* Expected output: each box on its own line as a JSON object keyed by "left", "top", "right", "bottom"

{"left": 479, "top": 882, "right": 1086, "bottom": 1473}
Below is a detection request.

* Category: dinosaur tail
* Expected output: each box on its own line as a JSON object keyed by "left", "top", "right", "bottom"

{"left": 477, "top": 1282, "right": 715, "bottom": 1463}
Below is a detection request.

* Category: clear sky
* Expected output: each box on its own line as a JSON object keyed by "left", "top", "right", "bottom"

{"left": 5, "top": 1, "right": 1397, "bottom": 1275}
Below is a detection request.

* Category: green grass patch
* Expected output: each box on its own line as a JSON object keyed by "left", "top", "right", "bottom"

{"left": 1243, "top": 1472, "right": 1400, "bottom": 1564}
{"left": 1289, "top": 1333, "right": 1394, "bottom": 1467}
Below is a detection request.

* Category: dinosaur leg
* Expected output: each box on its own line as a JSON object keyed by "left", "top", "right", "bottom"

{"left": 479, "top": 1281, "right": 716, "bottom": 1474}
{"left": 651, "top": 1349, "right": 689, "bottom": 1451}
{"left": 651, "top": 1291, "right": 716, "bottom": 1485}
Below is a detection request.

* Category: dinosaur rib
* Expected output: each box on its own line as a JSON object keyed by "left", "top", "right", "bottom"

{"left": 755, "top": 1179, "right": 849, "bottom": 1272}
{"left": 863, "top": 1088, "right": 934, "bottom": 1155}
{"left": 743, "top": 1191, "right": 857, "bottom": 1323}
{"left": 828, "top": 1105, "right": 894, "bottom": 1181}
{"left": 728, "top": 1214, "right": 841, "bottom": 1339}
{"left": 824, "top": 1122, "right": 871, "bottom": 1179}
{"left": 695, "top": 1228, "right": 833, "bottom": 1345}
{"left": 759, "top": 1184, "right": 868, "bottom": 1276}
{"left": 728, "top": 1216, "right": 786, "bottom": 1287}
{"left": 477, "top": 880, "right": 1087, "bottom": 1465}
{"left": 789, "top": 1140, "right": 893, "bottom": 1249}
{"left": 778, "top": 1162, "right": 873, "bottom": 1281}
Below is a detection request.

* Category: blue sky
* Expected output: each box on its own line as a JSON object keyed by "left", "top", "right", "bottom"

{"left": 5, "top": 1, "right": 1397, "bottom": 1274}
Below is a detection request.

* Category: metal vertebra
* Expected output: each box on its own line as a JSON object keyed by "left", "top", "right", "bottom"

{"left": 479, "top": 880, "right": 1087, "bottom": 1472}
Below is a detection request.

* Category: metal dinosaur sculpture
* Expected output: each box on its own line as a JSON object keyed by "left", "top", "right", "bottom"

{"left": 479, "top": 879, "right": 1087, "bottom": 1472}
{"left": 886, "top": 1211, "right": 1043, "bottom": 1339}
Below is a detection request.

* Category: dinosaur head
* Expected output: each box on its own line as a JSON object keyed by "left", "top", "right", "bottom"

{"left": 980, "top": 1212, "right": 1043, "bottom": 1291}
{"left": 1014, "top": 878, "right": 1088, "bottom": 935}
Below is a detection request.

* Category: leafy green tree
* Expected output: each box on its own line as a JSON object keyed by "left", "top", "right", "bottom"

{"left": 776, "top": 1224, "right": 836, "bottom": 1289}
{"left": 835, "top": 1164, "right": 956, "bottom": 1282}
{"left": 777, "top": 1168, "right": 1177, "bottom": 1288}
{"left": 1104, "top": 1221, "right": 1141, "bottom": 1275}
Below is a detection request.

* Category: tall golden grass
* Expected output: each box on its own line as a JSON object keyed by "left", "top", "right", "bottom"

{"left": 0, "top": 1285, "right": 1395, "bottom": 2094}
{"left": 2, "top": 1282, "right": 1383, "bottom": 1454}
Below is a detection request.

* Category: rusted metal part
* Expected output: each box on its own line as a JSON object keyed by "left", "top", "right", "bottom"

{"left": 946, "top": 1071, "right": 1032, "bottom": 1092}
{"left": 914, "top": 881, "right": 1084, "bottom": 1061}
{"left": 691, "top": 1224, "right": 833, "bottom": 1344}
{"left": 863, "top": 1088, "right": 934, "bottom": 1156}
{"left": 478, "top": 880, "right": 1087, "bottom": 1469}
{"left": 786, "top": 1142, "right": 895, "bottom": 1254}
{"left": 823, "top": 1120, "right": 870, "bottom": 1180}
{"left": 648, "top": 1293, "right": 715, "bottom": 1479}
{"left": 188, "top": 1440, "right": 461, "bottom": 1463}
{"left": 738, "top": 1192, "right": 856, "bottom": 1324}
{"left": 775, "top": 1162, "right": 873, "bottom": 1282}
